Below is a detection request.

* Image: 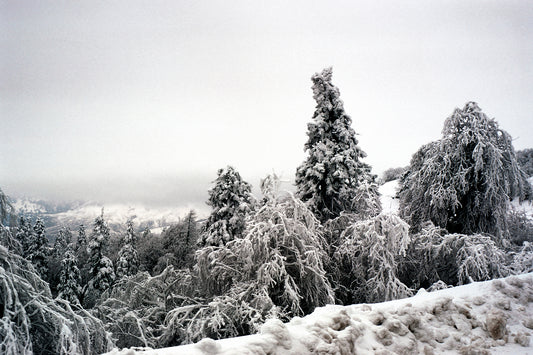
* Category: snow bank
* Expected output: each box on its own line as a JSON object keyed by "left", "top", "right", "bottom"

{"left": 106, "top": 273, "right": 533, "bottom": 354}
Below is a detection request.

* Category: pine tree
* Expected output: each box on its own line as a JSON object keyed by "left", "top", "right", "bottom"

{"left": 28, "top": 218, "right": 49, "bottom": 277}
{"left": 57, "top": 248, "right": 82, "bottom": 304}
{"left": 77, "top": 224, "right": 87, "bottom": 250}
{"left": 161, "top": 210, "right": 199, "bottom": 268}
{"left": 15, "top": 216, "right": 32, "bottom": 258}
{"left": 201, "top": 166, "right": 254, "bottom": 246}
{"left": 116, "top": 220, "right": 139, "bottom": 279}
{"left": 53, "top": 226, "right": 72, "bottom": 257}
{"left": 295, "top": 67, "right": 380, "bottom": 222}
{"left": 87, "top": 211, "right": 115, "bottom": 293}
{"left": 399, "top": 102, "right": 531, "bottom": 237}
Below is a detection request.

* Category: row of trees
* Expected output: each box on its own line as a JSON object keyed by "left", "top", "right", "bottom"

{"left": 1, "top": 68, "right": 532, "bottom": 353}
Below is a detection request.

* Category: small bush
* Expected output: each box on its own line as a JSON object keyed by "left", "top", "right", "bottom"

{"left": 382, "top": 167, "right": 406, "bottom": 183}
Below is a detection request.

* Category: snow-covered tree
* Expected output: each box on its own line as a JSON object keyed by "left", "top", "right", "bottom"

{"left": 57, "top": 248, "right": 82, "bottom": 304}
{"left": 334, "top": 213, "right": 413, "bottom": 303}
{"left": 197, "top": 174, "right": 334, "bottom": 317}
{"left": 94, "top": 266, "right": 198, "bottom": 349}
{"left": 0, "top": 245, "right": 113, "bottom": 354}
{"left": 201, "top": 166, "right": 254, "bottom": 246}
{"left": 517, "top": 148, "right": 533, "bottom": 177}
{"left": 0, "top": 189, "right": 19, "bottom": 255}
{"left": 77, "top": 224, "right": 87, "bottom": 250}
{"left": 116, "top": 220, "right": 139, "bottom": 279}
{"left": 53, "top": 226, "right": 73, "bottom": 256}
{"left": 15, "top": 216, "right": 32, "bottom": 257}
{"left": 511, "top": 242, "right": 533, "bottom": 274}
{"left": 86, "top": 211, "right": 115, "bottom": 305}
{"left": 28, "top": 218, "right": 49, "bottom": 277}
{"left": 162, "top": 210, "right": 199, "bottom": 269}
{"left": 403, "top": 223, "right": 509, "bottom": 288}
{"left": 295, "top": 67, "right": 380, "bottom": 222}
{"left": 0, "top": 187, "right": 15, "bottom": 227}
{"left": 399, "top": 102, "right": 531, "bottom": 238}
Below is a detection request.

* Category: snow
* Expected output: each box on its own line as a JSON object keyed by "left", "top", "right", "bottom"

{"left": 11, "top": 198, "right": 46, "bottom": 214}
{"left": 106, "top": 273, "right": 533, "bottom": 355}
{"left": 379, "top": 180, "right": 400, "bottom": 214}
{"left": 511, "top": 177, "right": 533, "bottom": 222}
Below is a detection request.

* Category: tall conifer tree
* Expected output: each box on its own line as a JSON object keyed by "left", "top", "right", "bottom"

{"left": 87, "top": 211, "right": 115, "bottom": 292}
{"left": 116, "top": 220, "right": 139, "bottom": 279}
{"left": 296, "top": 68, "right": 380, "bottom": 222}
{"left": 29, "top": 218, "right": 49, "bottom": 277}
{"left": 201, "top": 166, "right": 254, "bottom": 246}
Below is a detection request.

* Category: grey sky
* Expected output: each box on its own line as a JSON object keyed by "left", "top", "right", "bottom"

{"left": 2, "top": 0, "right": 533, "bottom": 209}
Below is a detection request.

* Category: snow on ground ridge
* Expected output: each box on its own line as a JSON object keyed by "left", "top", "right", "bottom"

{"left": 108, "top": 273, "right": 533, "bottom": 355}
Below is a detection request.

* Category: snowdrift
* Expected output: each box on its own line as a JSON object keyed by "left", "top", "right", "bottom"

{"left": 108, "top": 273, "right": 533, "bottom": 354}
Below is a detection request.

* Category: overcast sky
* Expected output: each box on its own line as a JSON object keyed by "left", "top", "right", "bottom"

{"left": 1, "top": 0, "right": 533, "bottom": 210}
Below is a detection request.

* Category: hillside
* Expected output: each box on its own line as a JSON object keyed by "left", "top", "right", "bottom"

{"left": 11, "top": 197, "right": 191, "bottom": 237}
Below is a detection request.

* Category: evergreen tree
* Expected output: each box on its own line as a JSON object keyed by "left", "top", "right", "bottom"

{"left": 116, "top": 220, "right": 139, "bottom": 279}
{"left": 161, "top": 210, "right": 199, "bottom": 269}
{"left": 15, "top": 216, "right": 32, "bottom": 258}
{"left": 201, "top": 166, "right": 254, "bottom": 246}
{"left": 295, "top": 67, "right": 380, "bottom": 222}
{"left": 193, "top": 175, "right": 333, "bottom": 340}
{"left": 57, "top": 248, "right": 82, "bottom": 304}
{"left": 0, "top": 244, "right": 112, "bottom": 353}
{"left": 517, "top": 148, "right": 533, "bottom": 178}
{"left": 87, "top": 211, "right": 115, "bottom": 294}
{"left": 77, "top": 224, "right": 87, "bottom": 250}
{"left": 399, "top": 102, "right": 531, "bottom": 237}
{"left": 75, "top": 224, "right": 91, "bottom": 287}
{"left": 53, "top": 226, "right": 72, "bottom": 257}
{"left": 28, "top": 218, "right": 49, "bottom": 277}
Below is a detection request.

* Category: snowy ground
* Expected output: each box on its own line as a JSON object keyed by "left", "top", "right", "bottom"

{"left": 379, "top": 180, "right": 400, "bottom": 215}
{"left": 107, "top": 273, "right": 533, "bottom": 355}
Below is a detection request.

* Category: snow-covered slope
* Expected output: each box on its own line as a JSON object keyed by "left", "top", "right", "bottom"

{"left": 510, "top": 177, "right": 533, "bottom": 221}
{"left": 107, "top": 273, "right": 533, "bottom": 355}
{"left": 379, "top": 180, "right": 400, "bottom": 215}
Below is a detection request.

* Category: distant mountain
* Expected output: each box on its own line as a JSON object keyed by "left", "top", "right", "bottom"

{"left": 11, "top": 197, "right": 193, "bottom": 239}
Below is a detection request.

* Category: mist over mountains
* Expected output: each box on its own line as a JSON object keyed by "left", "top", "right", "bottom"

{"left": 11, "top": 197, "right": 194, "bottom": 238}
